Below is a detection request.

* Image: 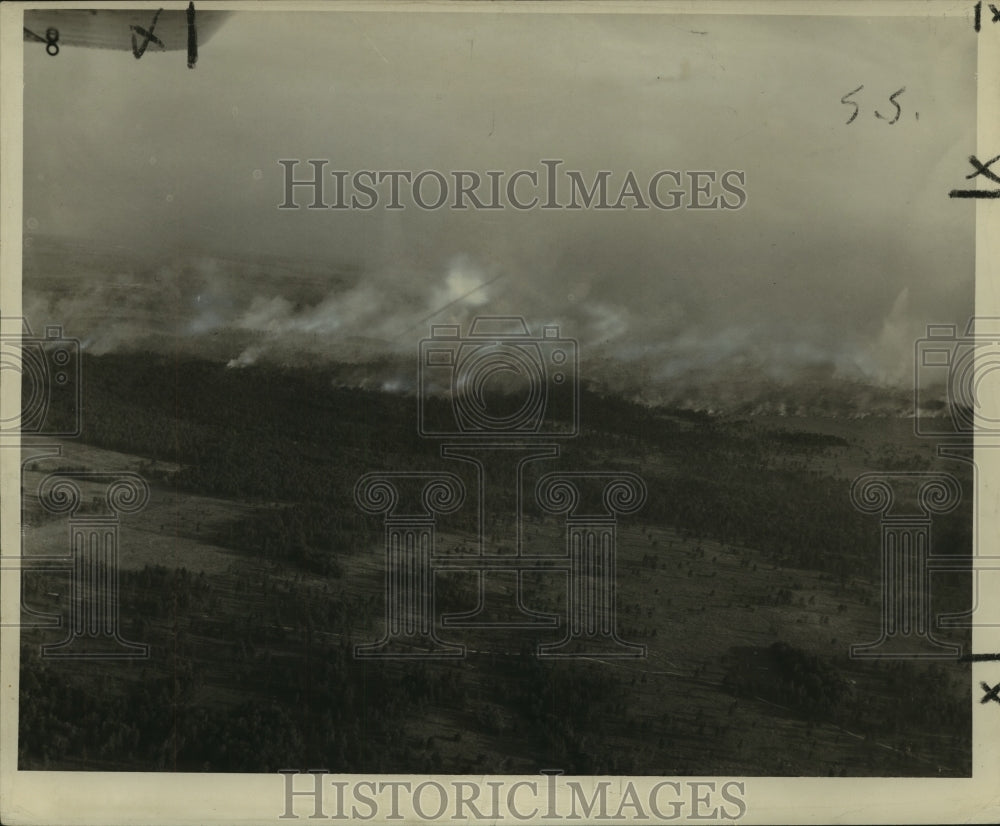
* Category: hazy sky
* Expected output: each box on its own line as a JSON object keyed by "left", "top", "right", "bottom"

{"left": 22, "top": 9, "right": 976, "bottom": 393}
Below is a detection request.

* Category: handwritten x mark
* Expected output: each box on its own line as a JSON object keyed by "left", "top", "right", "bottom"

{"left": 950, "top": 155, "right": 1000, "bottom": 198}
{"left": 977, "top": 3, "right": 1000, "bottom": 31}
{"left": 131, "top": 8, "right": 165, "bottom": 58}
{"left": 966, "top": 155, "right": 1000, "bottom": 185}
{"left": 980, "top": 681, "right": 1000, "bottom": 704}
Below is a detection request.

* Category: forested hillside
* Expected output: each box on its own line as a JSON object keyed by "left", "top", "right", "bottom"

{"left": 18, "top": 353, "right": 972, "bottom": 776}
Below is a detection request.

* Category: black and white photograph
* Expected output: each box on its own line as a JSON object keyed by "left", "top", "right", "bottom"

{"left": 2, "top": 2, "right": 998, "bottom": 823}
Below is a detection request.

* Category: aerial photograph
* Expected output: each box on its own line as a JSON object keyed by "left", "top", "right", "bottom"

{"left": 14, "top": 7, "right": 975, "bottom": 779}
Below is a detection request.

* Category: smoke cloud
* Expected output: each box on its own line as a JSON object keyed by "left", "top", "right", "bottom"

{"left": 22, "top": 234, "right": 952, "bottom": 415}
{"left": 20, "top": 11, "right": 975, "bottom": 414}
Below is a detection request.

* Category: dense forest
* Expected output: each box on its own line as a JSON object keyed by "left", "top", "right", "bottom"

{"left": 18, "top": 352, "right": 972, "bottom": 775}
{"left": 57, "top": 352, "right": 950, "bottom": 582}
